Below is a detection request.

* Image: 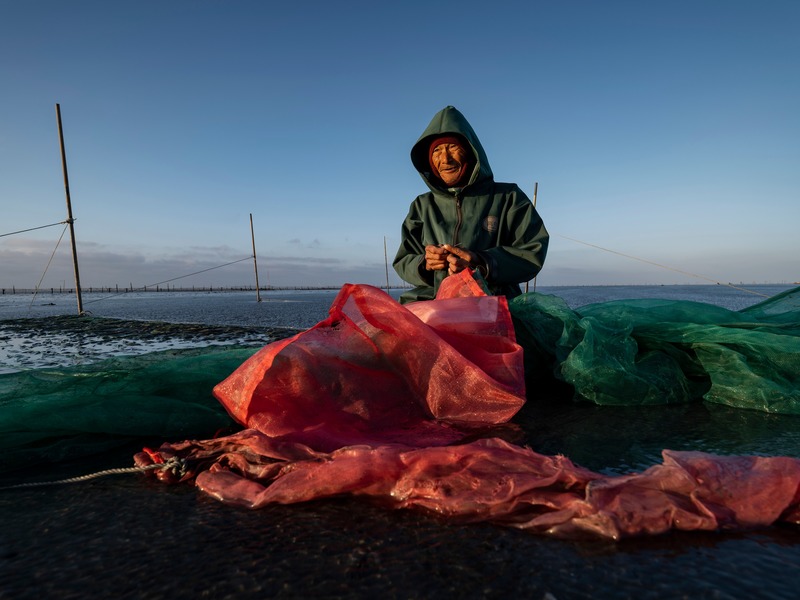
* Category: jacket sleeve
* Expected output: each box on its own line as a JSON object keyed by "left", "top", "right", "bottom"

{"left": 393, "top": 199, "right": 434, "bottom": 287}
{"left": 481, "top": 187, "right": 549, "bottom": 285}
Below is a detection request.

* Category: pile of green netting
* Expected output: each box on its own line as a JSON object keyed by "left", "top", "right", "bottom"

{"left": 1, "top": 285, "right": 798, "bottom": 473}
{"left": 511, "top": 285, "right": 800, "bottom": 413}
{"left": 0, "top": 346, "right": 258, "bottom": 472}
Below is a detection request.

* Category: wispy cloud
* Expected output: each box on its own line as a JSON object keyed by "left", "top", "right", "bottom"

{"left": 0, "top": 238, "right": 396, "bottom": 289}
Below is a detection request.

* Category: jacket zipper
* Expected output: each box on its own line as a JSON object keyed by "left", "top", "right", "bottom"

{"left": 452, "top": 193, "right": 462, "bottom": 246}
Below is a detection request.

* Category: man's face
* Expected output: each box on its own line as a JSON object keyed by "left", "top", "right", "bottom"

{"left": 431, "top": 142, "right": 469, "bottom": 185}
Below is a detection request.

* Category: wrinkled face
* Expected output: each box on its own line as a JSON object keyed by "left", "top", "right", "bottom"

{"left": 431, "top": 142, "right": 470, "bottom": 185}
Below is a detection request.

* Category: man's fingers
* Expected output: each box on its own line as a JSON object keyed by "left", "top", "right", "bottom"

{"left": 443, "top": 246, "right": 477, "bottom": 267}
{"left": 442, "top": 244, "right": 468, "bottom": 260}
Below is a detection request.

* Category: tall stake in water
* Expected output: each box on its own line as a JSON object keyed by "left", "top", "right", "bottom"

{"left": 384, "top": 236, "right": 390, "bottom": 292}
{"left": 525, "top": 181, "right": 539, "bottom": 295}
{"left": 250, "top": 213, "right": 261, "bottom": 302}
{"left": 56, "top": 103, "right": 84, "bottom": 315}
{"left": 532, "top": 181, "right": 538, "bottom": 293}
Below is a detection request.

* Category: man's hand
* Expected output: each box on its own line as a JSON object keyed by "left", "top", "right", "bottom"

{"left": 442, "top": 244, "right": 479, "bottom": 275}
{"left": 424, "top": 245, "right": 450, "bottom": 271}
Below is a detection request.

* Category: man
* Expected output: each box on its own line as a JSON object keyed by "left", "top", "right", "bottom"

{"left": 393, "top": 105, "right": 549, "bottom": 303}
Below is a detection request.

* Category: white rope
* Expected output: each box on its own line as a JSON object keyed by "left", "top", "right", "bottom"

{"left": 557, "top": 234, "right": 771, "bottom": 298}
{"left": 0, "top": 220, "right": 69, "bottom": 238}
{"left": 29, "top": 223, "right": 70, "bottom": 311}
{"left": 0, "top": 457, "right": 187, "bottom": 490}
{"left": 83, "top": 256, "right": 255, "bottom": 305}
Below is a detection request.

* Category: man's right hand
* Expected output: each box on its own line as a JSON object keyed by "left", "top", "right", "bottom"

{"left": 424, "top": 245, "right": 450, "bottom": 271}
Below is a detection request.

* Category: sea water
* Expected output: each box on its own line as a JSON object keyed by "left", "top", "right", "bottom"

{"left": 1, "top": 283, "right": 791, "bottom": 324}
{"left": 1, "top": 284, "right": 798, "bottom": 599}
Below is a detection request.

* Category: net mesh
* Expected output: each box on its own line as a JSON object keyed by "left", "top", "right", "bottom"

{"left": 0, "top": 346, "right": 252, "bottom": 471}
{"left": 510, "top": 287, "right": 800, "bottom": 413}
{"left": 211, "top": 280, "right": 526, "bottom": 452}
{"left": 3, "top": 276, "right": 800, "bottom": 539}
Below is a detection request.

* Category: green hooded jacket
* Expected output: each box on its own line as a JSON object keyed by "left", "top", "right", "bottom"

{"left": 393, "top": 106, "right": 549, "bottom": 303}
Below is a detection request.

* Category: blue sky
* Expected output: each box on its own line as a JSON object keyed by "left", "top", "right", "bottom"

{"left": 1, "top": 0, "right": 798, "bottom": 289}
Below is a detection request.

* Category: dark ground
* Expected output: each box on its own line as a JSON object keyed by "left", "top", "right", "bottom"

{"left": 2, "top": 403, "right": 799, "bottom": 600}
{"left": 1, "top": 315, "right": 799, "bottom": 599}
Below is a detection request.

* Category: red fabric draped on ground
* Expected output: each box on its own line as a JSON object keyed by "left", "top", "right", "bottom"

{"left": 140, "top": 431, "right": 800, "bottom": 539}
{"left": 210, "top": 274, "right": 526, "bottom": 451}
{"left": 135, "top": 271, "right": 800, "bottom": 539}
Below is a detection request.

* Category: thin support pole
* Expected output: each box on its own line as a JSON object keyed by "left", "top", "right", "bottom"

{"left": 56, "top": 103, "right": 84, "bottom": 315}
{"left": 250, "top": 213, "right": 261, "bottom": 302}
{"left": 525, "top": 181, "right": 539, "bottom": 295}
{"left": 532, "top": 181, "right": 538, "bottom": 293}
{"left": 384, "top": 236, "right": 390, "bottom": 293}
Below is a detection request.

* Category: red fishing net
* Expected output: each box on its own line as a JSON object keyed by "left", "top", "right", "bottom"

{"left": 211, "top": 272, "right": 525, "bottom": 451}
{"left": 135, "top": 270, "right": 800, "bottom": 539}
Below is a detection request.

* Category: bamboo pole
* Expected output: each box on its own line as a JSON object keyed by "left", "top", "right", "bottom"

{"left": 384, "top": 236, "right": 390, "bottom": 292}
{"left": 525, "top": 181, "right": 539, "bottom": 295}
{"left": 250, "top": 213, "right": 261, "bottom": 302}
{"left": 56, "top": 103, "right": 84, "bottom": 315}
{"left": 532, "top": 181, "right": 538, "bottom": 293}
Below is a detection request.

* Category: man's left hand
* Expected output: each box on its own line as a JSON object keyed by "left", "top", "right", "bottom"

{"left": 442, "top": 245, "right": 479, "bottom": 275}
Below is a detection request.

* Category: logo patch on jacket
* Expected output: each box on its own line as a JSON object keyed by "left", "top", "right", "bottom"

{"left": 483, "top": 216, "right": 499, "bottom": 232}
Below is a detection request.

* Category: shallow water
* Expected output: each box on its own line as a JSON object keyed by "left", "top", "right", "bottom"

{"left": 0, "top": 288, "right": 343, "bottom": 329}
{"left": 1, "top": 283, "right": 791, "bottom": 323}
{"left": 0, "top": 314, "right": 294, "bottom": 374}
{"left": 1, "top": 284, "right": 798, "bottom": 599}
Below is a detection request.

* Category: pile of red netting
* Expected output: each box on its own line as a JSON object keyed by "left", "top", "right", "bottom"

{"left": 135, "top": 271, "right": 800, "bottom": 540}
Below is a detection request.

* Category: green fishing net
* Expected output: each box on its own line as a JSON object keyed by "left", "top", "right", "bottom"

{"left": 0, "top": 346, "right": 256, "bottom": 472}
{"left": 510, "top": 285, "right": 800, "bottom": 413}
{"left": 2, "top": 286, "right": 798, "bottom": 473}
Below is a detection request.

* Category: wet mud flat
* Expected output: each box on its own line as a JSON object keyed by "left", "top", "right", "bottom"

{"left": 0, "top": 315, "right": 299, "bottom": 373}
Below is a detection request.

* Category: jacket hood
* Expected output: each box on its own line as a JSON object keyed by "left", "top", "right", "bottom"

{"left": 411, "top": 106, "right": 494, "bottom": 192}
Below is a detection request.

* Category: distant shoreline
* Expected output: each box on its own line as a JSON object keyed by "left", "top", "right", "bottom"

{"left": 1, "top": 282, "right": 795, "bottom": 295}
{"left": 0, "top": 285, "right": 407, "bottom": 295}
